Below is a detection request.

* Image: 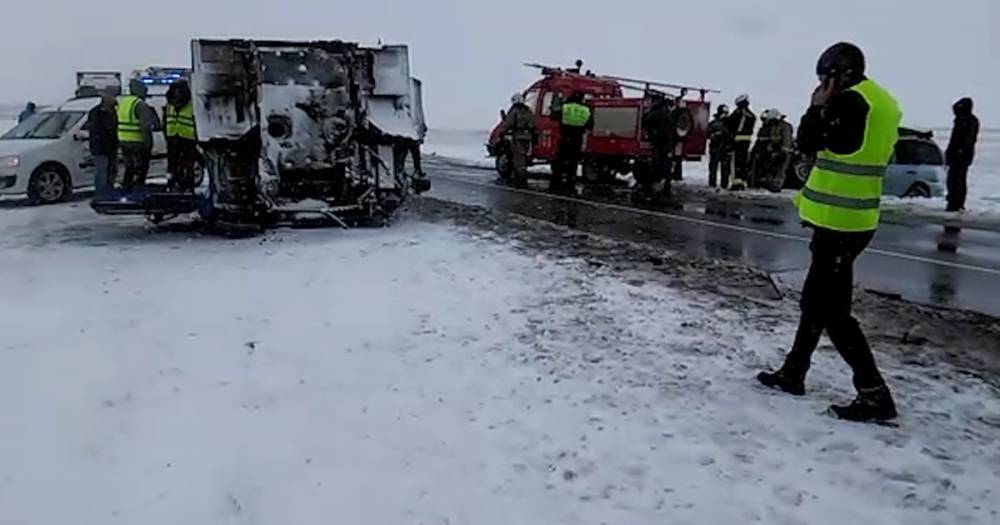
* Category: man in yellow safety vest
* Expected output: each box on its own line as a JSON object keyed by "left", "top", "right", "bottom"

{"left": 117, "top": 80, "right": 161, "bottom": 195}
{"left": 164, "top": 80, "right": 198, "bottom": 191}
{"left": 758, "top": 43, "right": 902, "bottom": 423}
{"left": 551, "top": 92, "right": 592, "bottom": 195}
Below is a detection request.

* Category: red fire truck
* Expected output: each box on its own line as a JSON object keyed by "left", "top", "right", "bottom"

{"left": 487, "top": 62, "right": 718, "bottom": 185}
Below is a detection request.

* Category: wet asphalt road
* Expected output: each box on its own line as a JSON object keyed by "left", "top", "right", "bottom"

{"left": 424, "top": 158, "right": 1000, "bottom": 318}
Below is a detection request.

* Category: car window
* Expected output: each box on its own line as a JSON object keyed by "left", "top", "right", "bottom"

{"left": 893, "top": 139, "right": 943, "bottom": 166}
{"left": 0, "top": 111, "right": 85, "bottom": 140}
{"left": 1, "top": 112, "right": 49, "bottom": 139}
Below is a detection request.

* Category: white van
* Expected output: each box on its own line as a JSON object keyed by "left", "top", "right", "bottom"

{"left": 0, "top": 96, "right": 166, "bottom": 204}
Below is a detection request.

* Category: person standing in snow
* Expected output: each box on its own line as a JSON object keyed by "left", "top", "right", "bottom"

{"left": 496, "top": 93, "right": 537, "bottom": 188}
{"left": 18, "top": 102, "right": 37, "bottom": 123}
{"left": 751, "top": 109, "right": 793, "bottom": 192}
{"left": 758, "top": 42, "right": 901, "bottom": 423}
{"left": 118, "top": 80, "right": 161, "bottom": 196}
{"left": 550, "top": 91, "right": 592, "bottom": 195}
{"left": 641, "top": 93, "right": 677, "bottom": 198}
{"left": 726, "top": 94, "right": 756, "bottom": 191}
{"left": 945, "top": 97, "right": 980, "bottom": 212}
{"left": 707, "top": 105, "right": 733, "bottom": 189}
{"left": 86, "top": 90, "right": 119, "bottom": 196}
{"left": 164, "top": 80, "right": 198, "bottom": 191}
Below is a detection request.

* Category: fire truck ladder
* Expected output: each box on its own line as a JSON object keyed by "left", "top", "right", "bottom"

{"left": 523, "top": 62, "right": 720, "bottom": 99}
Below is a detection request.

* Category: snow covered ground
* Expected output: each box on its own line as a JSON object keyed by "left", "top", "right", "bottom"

{"left": 1, "top": 201, "right": 998, "bottom": 524}
{"left": 424, "top": 129, "right": 1000, "bottom": 223}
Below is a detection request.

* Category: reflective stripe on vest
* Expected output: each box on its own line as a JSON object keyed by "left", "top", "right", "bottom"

{"left": 561, "top": 102, "right": 591, "bottom": 127}
{"left": 734, "top": 111, "right": 753, "bottom": 141}
{"left": 117, "top": 96, "right": 143, "bottom": 143}
{"left": 796, "top": 79, "right": 902, "bottom": 232}
{"left": 165, "top": 102, "right": 196, "bottom": 140}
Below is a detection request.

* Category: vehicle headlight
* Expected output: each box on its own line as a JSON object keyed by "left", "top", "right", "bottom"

{"left": 0, "top": 155, "right": 20, "bottom": 169}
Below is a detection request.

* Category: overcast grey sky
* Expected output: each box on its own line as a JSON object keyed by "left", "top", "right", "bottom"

{"left": 1, "top": 0, "right": 996, "bottom": 129}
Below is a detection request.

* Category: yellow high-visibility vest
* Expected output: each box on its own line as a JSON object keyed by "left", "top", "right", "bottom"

{"left": 561, "top": 102, "right": 591, "bottom": 127}
{"left": 165, "top": 101, "right": 196, "bottom": 140}
{"left": 795, "top": 79, "right": 902, "bottom": 232}
{"left": 117, "top": 95, "right": 143, "bottom": 143}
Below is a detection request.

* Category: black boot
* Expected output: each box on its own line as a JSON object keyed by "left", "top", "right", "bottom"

{"left": 757, "top": 369, "right": 806, "bottom": 396}
{"left": 829, "top": 385, "right": 897, "bottom": 423}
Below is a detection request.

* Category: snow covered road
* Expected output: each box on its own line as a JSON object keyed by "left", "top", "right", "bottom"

{"left": 1, "top": 202, "right": 998, "bottom": 524}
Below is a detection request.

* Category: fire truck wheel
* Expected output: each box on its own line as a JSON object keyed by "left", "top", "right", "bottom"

{"left": 582, "top": 160, "right": 614, "bottom": 185}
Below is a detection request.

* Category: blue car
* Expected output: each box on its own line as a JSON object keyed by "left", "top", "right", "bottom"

{"left": 785, "top": 127, "right": 946, "bottom": 198}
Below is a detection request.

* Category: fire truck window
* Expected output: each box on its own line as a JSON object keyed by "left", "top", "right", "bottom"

{"left": 523, "top": 90, "right": 540, "bottom": 114}
{"left": 592, "top": 107, "right": 638, "bottom": 138}
{"left": 540, "top": 92, "right": 554, "bottom": 116}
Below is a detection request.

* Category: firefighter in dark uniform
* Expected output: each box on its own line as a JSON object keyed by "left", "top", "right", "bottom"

{"left": 750, "top": 108, "right": 777, "bottom": 189}
{"left": 496, "top": 93, "right": 537, "bottom": 188}
{"left": 726, "top": 94, "right": 756, "bottom": 190}
{"left": 773, "top": 112, "right": 795, "bottom": 192}
{"left": 641, "top": 93, "right": 676, "bottom": 198}
{"left": 758, "top": 42, "right": 902, "bottom": 423}
{"left": 550, "top": 92, "right": 592, "bottom": 195}
{"left": 164, "top": 80, "right": 198, "bottom": 191}
{"left": 750, "top": 108, "right": 792, "bottom": 191}
{"left": 669, "top": 98, "right": 693, "bottom": 181}
{"left": 707, "top": 104, "right": 732, "bottom": 188}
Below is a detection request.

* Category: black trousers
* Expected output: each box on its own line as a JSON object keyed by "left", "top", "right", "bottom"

{"left": 733, "top": 141, "right": 751, "bottom": 183}
{"left": 946, "top": 164, "right": 969, "bottom": 211}
{"left": 650, "top": 146, "right": 673, "bottom": 194}
{"left": 708, "top": 148, "right": 731, "bottom": 188}
{"left": 782, "top": 227, "right": 886, "bottom": 391}
{"left": 554, "top": 134, "right": 583, "bottom": 190}
{"left": 167, "top": 138, "right": 199, "bottom": 190}
{"left": 121, "top": 143, "right": 152, "bottom": 192}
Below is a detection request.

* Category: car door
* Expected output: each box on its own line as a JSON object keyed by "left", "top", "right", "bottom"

{"left": 35, "top": 110, "right": 90, "bottom": 189}
{"left": 66, "top": 115, "right": 94, "bottom": 187}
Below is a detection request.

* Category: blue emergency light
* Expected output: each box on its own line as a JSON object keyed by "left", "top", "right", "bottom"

{"left": 139, "top": 76, "right": 178, "bottom": 85}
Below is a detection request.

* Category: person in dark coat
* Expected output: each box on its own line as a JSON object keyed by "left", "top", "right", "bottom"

{"left": 550, "top": 91, "right": 593, "bottom": 195}
{"left": 495, "top": 93, "right": 537, "bottom": 188}
{"left": 707, "top": 105, "right": 732, "bottom": 188}
{"left": 945, "top": 97, "right": 980, "bottom": 212}
{"left": 18, "top": 102, "right": 37, "bottom": 123}
{"left": 726, "top": 95, "right": 756, "bottom": 190}
{"left": 641, "top": 94, "right": 677, "bottom": 197}
{"left": 758, "top": 42, "right": 901, "bottom": 423}
{"left": 86, "top": 91, "right": 118, "bottom": 196}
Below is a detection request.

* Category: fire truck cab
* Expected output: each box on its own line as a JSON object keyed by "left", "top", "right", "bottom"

{"left": 488, "top": 62, "right": 717, "bottom": 184}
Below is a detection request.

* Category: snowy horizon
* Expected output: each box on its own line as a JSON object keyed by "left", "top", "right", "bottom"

{"left": 0, "top": 0, "right": 996, "bottom": 130}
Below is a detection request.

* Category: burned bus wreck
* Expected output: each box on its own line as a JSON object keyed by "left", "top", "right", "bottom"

{"left": 92, "top": 39, "right": 428, "bottom": 229}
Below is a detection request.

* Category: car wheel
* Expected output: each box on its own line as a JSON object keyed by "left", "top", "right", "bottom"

{"left": 903, "top": 183, "right": 931, "bottom": 199}
{"left": 27, "top": 164, "right": 71, "bottom": 205}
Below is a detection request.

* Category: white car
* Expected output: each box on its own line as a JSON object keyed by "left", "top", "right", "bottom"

{"left": 0, "top": 96, "right": 166, "bottom": 204}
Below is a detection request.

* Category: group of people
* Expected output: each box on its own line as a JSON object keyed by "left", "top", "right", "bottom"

{"left": 706, "top": 95, "right": 794, "bottom": 193}
{"left": 495, "top": 91, "right": 594, "bottom": 195}
{"left": 86, "top": 78, "right": 198, "bottom": 199}
{"left": 706, "top": 92, "right": 981, "bottom": 213}
{"left": 498, "top": 43, "right": 908, "bottom": 423}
